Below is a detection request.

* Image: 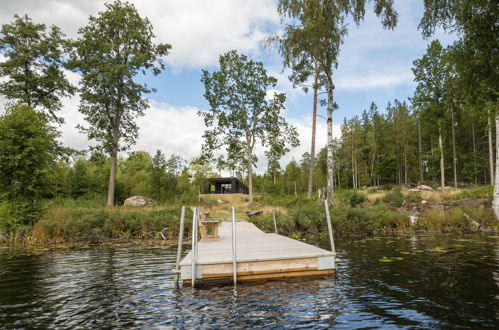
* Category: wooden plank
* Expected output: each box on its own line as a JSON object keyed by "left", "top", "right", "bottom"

{"left": 201, "top": 257, "right": 319, "bottom": 278}
{"left": 179, "top": 220, "right": 336, "bottom": 283}
{"left": 183, "top": 269, "right": 333, "bottom": 284}
{"left": 179, "top": 222, "right": 335, "bottom": 266}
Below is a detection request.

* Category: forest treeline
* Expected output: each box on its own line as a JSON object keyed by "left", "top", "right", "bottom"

{"left": 0, "top": 0, "right": 498, "bottom": 238}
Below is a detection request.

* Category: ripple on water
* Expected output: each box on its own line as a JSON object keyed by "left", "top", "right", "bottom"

{"left": 0, "top": 236, "right": 498, "bottom": 328}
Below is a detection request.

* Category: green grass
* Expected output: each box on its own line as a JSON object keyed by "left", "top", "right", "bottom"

{"left": 1, "top": 186, "right": 497, "bottom": 244}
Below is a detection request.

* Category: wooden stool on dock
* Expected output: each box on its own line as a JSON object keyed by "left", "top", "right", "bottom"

{"left": 198, "top": 209, "right": 220, "bottom": 241}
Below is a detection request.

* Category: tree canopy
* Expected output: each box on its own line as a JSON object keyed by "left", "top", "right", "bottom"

{"left": 200, "top": 50, "right": 299, "bottom": 203}
{"left": 0, "top": 14, "right": 75, "bottom": 123}
{"left": 69, "top": 0, "right": 171, "bottom": 205}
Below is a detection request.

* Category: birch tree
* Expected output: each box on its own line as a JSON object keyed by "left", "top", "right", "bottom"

{"left": 277, "top": 0, "right": 398, "bottom": 205}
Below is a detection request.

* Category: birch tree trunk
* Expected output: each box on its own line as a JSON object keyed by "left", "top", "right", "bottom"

{"left": 492, "top": 115, "right": 499, "bottom": 219}
{"left": 438, "top": 127, "right": 445, "bottom": 190}
{"left": 451, "top": 107, "right": 457, "bottom": 189}
{"left": 326, "top": 76, "right": 334, "bottom": 205}
{"left": 488, "top": 113, "right": 494, "bottom": 184}
{"left": 247, "top": 148, "right": 254, "bottom": 204}
{"left": 418, "top": 120, "right": 423, "bottom": 183}
{"left": 307, "top": 64, "right": 319, "bottom": 200}
{"left": 471, "top": 116, "right": 477, "bottom": 184}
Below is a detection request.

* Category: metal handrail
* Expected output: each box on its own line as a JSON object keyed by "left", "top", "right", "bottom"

{"left": 231, "top": 206, "right": 237, "bottom": 286}
{"left": 324, "top": 199, "right": 336, "bottom": 254}
{"left": 191, "top": 207, "right": 199, "bottom": 288}
{"left": 273, "top": 211, "right": 278, "bottom": 234}
{"left": 174, "top": 206, "right": 186, "bottom": 288}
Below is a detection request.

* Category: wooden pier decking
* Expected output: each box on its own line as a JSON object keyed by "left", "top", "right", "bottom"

{"left": 179, "top": 221, "right": 336, "bottom": 284}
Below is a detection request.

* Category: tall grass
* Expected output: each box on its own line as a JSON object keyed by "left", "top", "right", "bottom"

{"left": 28, "top": 204, "right": 191, "bottom": 244}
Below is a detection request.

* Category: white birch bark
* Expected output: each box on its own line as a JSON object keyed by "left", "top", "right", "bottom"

{"left": 492, "top": 115, "right": 499, "bottom": 219}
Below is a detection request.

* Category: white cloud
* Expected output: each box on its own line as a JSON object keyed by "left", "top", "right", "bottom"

{"left": 134, "top": 102, "right": 205, "bottom": 159}
{"left": 252, "top": 115, "right": 341, "bottom": 173}
{"left": 336, "top": 71, "right": 414, "bottom": 90}
{"left": 333, "top": 0, "right": 457, "bottom": 92}
{"left": 58, "top": 92, "right": 206, "bottom": 161}
{"left": 0, "top": 0, "right": 279, "bottom": 69}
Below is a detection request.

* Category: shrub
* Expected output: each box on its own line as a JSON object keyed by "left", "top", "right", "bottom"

{"left": 346, "top": 191, "right": 366, "bottom": 207}
{"left": 405, "top": 191, "right": 422, "bottom": 203}
{"left": 381, "top": 186, "right": 404, "bottom": 207}
{"left": 30, "top": 204, "right": 191, "bottom": 243}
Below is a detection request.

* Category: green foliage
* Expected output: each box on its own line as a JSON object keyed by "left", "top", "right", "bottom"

{"left": 0, "top": 105, "right": 58, "bottom": 201}
{"left": 32, "top": 204, "right": 191, "bottom": 243}
{"left": 249, "top": 201, "right": 408, "bottom": 238}
{"left": 69, "top": 0, "right": 171, "bottom": 152}
{"left": 346, "top": 191, "right": 366, "bottom": 207}
{"left": 443, "top": 185, "right": 493, "bottom": 200}
{"left": 381, "top": 187, "right": 404, "bottom": 207}
{"left": 0, "top": 15, "right": 75, "bottom": 122}
{"left": 199, "top": 50, "right": 299, "bottom": 201}
{"left": 69, "top": 0, "right": 171, "bottom": 205}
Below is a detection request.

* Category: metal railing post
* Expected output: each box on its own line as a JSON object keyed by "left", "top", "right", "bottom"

{"left": 324, "top": 199, "right": 336, "bottom": 254}
{"left": 174, "top": 206, "right": 186, "bottom": 288}
{"left": 231, "top": 206, "right": 237, "bottom": 286}
{"left": 273, "top": 211, "right": 278, "bottom": 234}
{"left": 191, "top": 207, "right": 198, "bottom": 288}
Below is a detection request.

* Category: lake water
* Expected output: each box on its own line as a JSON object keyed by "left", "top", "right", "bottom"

{"left": 1, "top": 235, "right": 498, "bottom": 328}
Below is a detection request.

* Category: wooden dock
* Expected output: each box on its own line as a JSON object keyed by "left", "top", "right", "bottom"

{"left": 179, "top": 221, "right": 336, "bottom": 284}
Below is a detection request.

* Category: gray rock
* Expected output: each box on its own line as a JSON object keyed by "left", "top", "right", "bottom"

{"left": 124, "top": 196, "right": 156, "bottom": 206}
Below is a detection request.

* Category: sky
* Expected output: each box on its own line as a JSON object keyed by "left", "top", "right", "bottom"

{"left": 0, "top": 0, "right": 456, "bottom": 172}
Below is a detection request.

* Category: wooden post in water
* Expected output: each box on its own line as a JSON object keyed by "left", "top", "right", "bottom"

{"left": 174, "top": 206, "right": 186, "bottom": 288}
{"left": 324, "top": 199, "right": 336, "bottom": 254}
{"left": 191, "top": 207, "right": 198, "bottom": 288}
{"left": 273, "top": 211, "right": 278, "bottom": 234}
{"left": 231, "top": 206, "right": 237, "bottom": 286}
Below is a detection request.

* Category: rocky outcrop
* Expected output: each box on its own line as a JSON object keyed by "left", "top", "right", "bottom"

{"left": 408, "top": 185, "right": 434, "bottom": 192}
{"left": 123, "top": 196, "right": 156, "bottom": 206}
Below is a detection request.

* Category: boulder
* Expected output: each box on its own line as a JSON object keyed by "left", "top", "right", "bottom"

{"left": 124, "top": 196, "right": 156, "bottom": 206}
{"left": 409, "top": 185, "right": 434, "bottom": 192}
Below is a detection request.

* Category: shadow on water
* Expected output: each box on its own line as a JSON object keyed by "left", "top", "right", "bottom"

{"left": 1, "top": 235, "right": 498, "bottom": 328}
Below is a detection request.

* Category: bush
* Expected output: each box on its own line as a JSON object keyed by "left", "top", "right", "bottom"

{"left": 30, "top": 204, "right": 191, "bottom": 243}
{"left": 381, "top": 186, "right": 404, "bottom": 207}
{"left": 346, "top": 191, "right": 366, "bottom": 207}
{"left": 0, "top": 200, "right": 43, "bottom": 229}
{"left": 405, "top": 191, "right": 422, "bottom": 203}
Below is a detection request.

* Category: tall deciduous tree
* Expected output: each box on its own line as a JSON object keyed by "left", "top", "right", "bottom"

{"left": 200, "top": 50, "right": 299, "bottom": 203}
{"left": 0, "top": 15, "right": 75, "bottom": 123}
{"left": 69, "top": 0, "right": 171, "bottom": 206}
{"left": 278, "top": 0, "right": 397, "bottom": 205}
{"left": 412, "top": 40, "right": 451, "bottom": 191}
{"left": 0, "top": 105, "right": 58, "bottom": 226}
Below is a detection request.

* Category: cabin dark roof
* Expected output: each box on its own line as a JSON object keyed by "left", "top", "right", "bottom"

{"left": 207, "top": 177, "right": 242, "bottom": 184}
{"left": 205, "top": 177, "right": 248, "bottom": 194}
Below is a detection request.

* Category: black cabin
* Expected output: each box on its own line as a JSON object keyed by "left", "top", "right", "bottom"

{"left": 205, "top": 177, "right": 249, "bottom": 194}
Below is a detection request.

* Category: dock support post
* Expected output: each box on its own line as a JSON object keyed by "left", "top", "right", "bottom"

{"left": 191, "top": 207, "right": 198, "bottom": 288}
{"left": 174, "top": 206, "right": 186, "bottom": 288}
{"left": 231, "top": 206, "right": 237, "bottom": 286}
{"left": 273, "top": 211, "right": 278, "bottom": 234}
{"left": 324, "top": 199, "right": 336, "bottom": 254}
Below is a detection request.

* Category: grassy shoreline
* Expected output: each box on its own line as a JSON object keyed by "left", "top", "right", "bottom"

{"left": 1, "top": 186, "right": 498, "bottom": 245}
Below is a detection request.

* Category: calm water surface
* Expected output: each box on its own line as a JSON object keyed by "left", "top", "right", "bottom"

{"left": 1, "top": 235, "right": 498, "bottom": 328}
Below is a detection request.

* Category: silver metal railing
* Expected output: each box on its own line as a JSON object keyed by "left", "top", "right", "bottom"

{"left": 174, "top": 206, "right": 186, "bottom": 289}
{"left": 324, "top": 199, "right": 336, "bottom": 254}
{"left": 231, "top": 206, "right": 237, "bottom": 286}
{"left": 191, "top": 207, "right": 199, "bottom": 288}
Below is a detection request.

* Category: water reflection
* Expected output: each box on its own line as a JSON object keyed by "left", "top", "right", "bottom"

{"left": 1, "top": 236, "right": 498, "bottom": 328}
